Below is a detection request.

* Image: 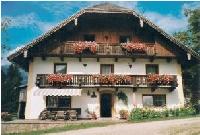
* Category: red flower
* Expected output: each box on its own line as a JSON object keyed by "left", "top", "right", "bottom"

{"left": 121, "top": 43, "right": 146, "bottom": 54}
{"left": 73, "top": 41, "right": 97, "bottom": 54}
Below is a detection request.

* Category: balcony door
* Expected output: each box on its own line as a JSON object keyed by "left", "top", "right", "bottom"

{"left": 100, "top": 64, "right": 114, "bottom": 74}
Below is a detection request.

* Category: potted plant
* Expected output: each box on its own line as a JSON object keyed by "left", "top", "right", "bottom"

{"left": 119, "top": 110, "right": 129, "bottom": 119}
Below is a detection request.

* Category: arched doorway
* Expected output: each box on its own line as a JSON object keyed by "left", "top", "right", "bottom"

{"left": 100, "top": 93, "right": 112, "bottom": 117}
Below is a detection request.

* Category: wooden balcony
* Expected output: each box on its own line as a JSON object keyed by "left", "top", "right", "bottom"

{"left": 36, "top": 74, "right": 177, "bottom": 91}
{"left": 38, "top": 41, "right": 175, "bottom": 58}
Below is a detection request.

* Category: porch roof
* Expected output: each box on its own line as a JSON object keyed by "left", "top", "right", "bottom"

{"left": 33, "top": 88, "right": 82, "bottom": 96}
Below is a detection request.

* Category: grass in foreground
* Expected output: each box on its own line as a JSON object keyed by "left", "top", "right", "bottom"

{"left": 4, "top": 122, "right": 119, "bottom": 135}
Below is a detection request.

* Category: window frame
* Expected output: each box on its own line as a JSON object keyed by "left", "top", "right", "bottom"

{"left": 146, "top": 64, "right": 159, "bottom": 74}
{"left": 100, "top": 64, "right": 114, "bottom": 74}
{"left": 54, "top": 63, "right": 67, "bottom": 74}
{"left": 142, "top": 94, "right": 166, "bottom": 107}
{"left": 84, "top": 34, "right": 95, "bottom": 42}
{"left": 46, "top": 96, "right": 71, "bottom": 108}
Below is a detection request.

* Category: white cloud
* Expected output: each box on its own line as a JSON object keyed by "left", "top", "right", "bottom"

{"left": 143, "top": 12, "right": 188, "bottom": 34}
{"left": 182, "top": 2, "right": 200, "bottom": 11}
{"left": 2, "top": 13, "right": 56, "bottom": 33}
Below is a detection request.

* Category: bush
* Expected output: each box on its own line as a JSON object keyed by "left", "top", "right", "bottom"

{"left": 1, "top": 112, "right": 12, "bottom": 121}
{"left": 129, "top": 106, "right": 196, "bottom": 121}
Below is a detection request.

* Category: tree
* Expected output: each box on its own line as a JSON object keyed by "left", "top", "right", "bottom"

{"left": 1, "top": 64, "right": 22, "bottom": 112}
{"left": 174, "top": 9, "right": 200, "bottom": 107}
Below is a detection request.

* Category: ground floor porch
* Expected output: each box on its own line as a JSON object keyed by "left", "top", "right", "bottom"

{"left": 24, "top": 87, "right": 183, "bottom": 119}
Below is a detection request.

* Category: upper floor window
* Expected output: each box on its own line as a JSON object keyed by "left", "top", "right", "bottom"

{"left": 143, "top": 95, "right": 166, "bottom": 107}
{"left": 146, "top": 64, "right": 159, "bottom": 74}
{"left": 100, "top": 64, "right": 114, "bottom": 74}
{"left": 120, "top": 36, "right": 131, "bottom": 43}
{"left": 84, "top": 34, "right": 95, "bottom": 42}
{"left": 54, "top": 63, "right": 67, "bottom": 74}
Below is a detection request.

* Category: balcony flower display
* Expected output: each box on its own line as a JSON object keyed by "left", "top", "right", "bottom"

{"left": 73, "top": 41, "right": 97, "bottom": 54}
{"left": 121, "top": 43, "right": 146, "bottom": 54}
{"left": 147, "top": 74, "right": 177, "bottom": 86}
{"left": 46, "top": 74, "right": 72, "bottom": 86}
{"left": 92, "top": 74, "right": 132, "bottom": 85}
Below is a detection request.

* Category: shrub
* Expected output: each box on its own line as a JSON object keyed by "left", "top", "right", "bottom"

{"left": 129, "top": 106, "right": 196, "bottom": 121}
{"left": 1, "top": 112, "right": 12, "bottom": 121}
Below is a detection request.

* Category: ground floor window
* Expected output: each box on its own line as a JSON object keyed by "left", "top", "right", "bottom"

{"left": 143, "top": 95, "right": 166, "bottom": 107}
{"left": 46, "top": 96, "right": 71, "bottom": 108}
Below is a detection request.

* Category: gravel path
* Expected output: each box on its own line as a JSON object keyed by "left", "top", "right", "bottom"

{"left": 47, "top": 117, "right": 200, "bottom": 135}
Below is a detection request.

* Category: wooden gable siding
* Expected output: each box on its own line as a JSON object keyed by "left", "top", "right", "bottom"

{"left": 33, "top": 14, "right": 176, "bottom": 57}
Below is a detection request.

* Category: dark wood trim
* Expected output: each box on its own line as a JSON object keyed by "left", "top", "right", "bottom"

{"left": 54, "top": 63, "right": 67, "bottom": 74}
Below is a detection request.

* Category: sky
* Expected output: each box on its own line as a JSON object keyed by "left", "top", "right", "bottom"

{"left": 1, "top": 1, "right": 200, "bottom": 65}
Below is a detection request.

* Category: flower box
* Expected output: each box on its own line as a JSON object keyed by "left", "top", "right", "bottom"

{"left": 46, "top": 74, "right": 73, "bottom": 86}
{"left": 147, "top": 74, "right": 177, "bottom": 86}
{"left": 92, "top": 74, "right": 132, "bottom": 85}
{"left": 121, "top": 43, "right": 146, "bottom": 54}
{"left": 73, "top": 41, "right": 97, "bottom": 54}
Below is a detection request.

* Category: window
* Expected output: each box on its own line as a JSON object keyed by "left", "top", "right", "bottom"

{"left": 46, "top": 96, "right": 71, "bottom": 108}
{"left": 120, "top": 36, "right": 131, "bottom": 43}
{"left": 143, "top": 95, "right": 166, "bottom": 107}
{"left": 146, "top": 64, "right": 159, "bottom": 74}
{"left": 84, "top": 34, "right": 95, "bottom": 42}
{"left": 54, "top": 64, "right": 67, "bottom": 74}
{"left": 100, "top": 64, "right": 114, "bottom": 74}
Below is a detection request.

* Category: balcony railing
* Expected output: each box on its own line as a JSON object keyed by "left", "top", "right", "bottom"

{"left": 47, "top": 41, "right": 157, "bottom": 56}
{"left": 36, "top": 74, "right": 177, "bottom": 89}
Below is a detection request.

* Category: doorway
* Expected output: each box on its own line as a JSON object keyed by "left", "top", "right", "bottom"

{"left": 100, "top": 93, "right": 112, "bottom": 117}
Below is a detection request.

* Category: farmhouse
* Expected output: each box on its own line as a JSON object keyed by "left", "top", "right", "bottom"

{"left": 8, "top": 3, "right": 200, "bottom": 119}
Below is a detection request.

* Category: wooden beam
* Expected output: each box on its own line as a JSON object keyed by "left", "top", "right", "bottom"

{"left": 132, "top": 57, "right": 136, "bottom": 62}
{"left": 132, "top": 87, "right": 137, "bottom": 92}
{"left": 60, "top": 56, "right": 64, "bottom": 61}
{"left": 166, "top": 58, "right": 172, "bottom": 63}
{"left": 116, "top": 87, "right": 118, "bottom": 92}
{"left": 115, "top": 58, "right": 118, "bottom": 62}
{"left": 79, "top": 57, "right": 82, "bottom": 62}
{"left": 149, "top": 57, "right": 155, "bottom": 62}
{"left": 97, "top": 58, "right": 100, "bottom": 62}
{"left": 41, "top": 56, "right": 46, "bottom": 61}
{"left": 151, "top": 87, "right": 156, "bottom": 92}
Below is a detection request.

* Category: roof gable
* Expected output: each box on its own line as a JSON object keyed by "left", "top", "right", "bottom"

{"left": 8, "top": 3, "right": 200, "bottom": 64}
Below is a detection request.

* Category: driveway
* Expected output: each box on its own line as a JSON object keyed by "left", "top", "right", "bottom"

{"left": 47, "top": 117, "right": 200, "bottom": 135}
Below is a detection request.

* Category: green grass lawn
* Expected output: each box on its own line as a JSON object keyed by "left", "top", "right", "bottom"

{"left": 4, "top": 122, "right": 119, "bottom": 135}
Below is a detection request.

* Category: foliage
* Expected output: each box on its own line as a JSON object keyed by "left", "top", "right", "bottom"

{"left": 117, "top": 91, "right": 128, "bottom": 105}
{"left": 173, "top": 8, "right": 200, "bottom": 106}
{"left": 121, "top": 43, "right": 146, "bottom": 54}
{"left": 85, "top": 108, "right": 97, "bottom": 120}
{"left": 1, "top": 64, "right": 22, "bottom": 113}
{"left": 73, "top": 41, "right": 97, "bottom": 54}
{"left": 119, "top": 110, "right": 129, "bottom": 119}
{"left": 93, "top": 74, "right": 132, "bottom": 85}
{"left": 129, "top": 106, "right": 196, "bottom": 121}
{"left": 1, "top": 112, "right": 12, "bottom": 121}
{"left": 147, "top": 74, "right": 177, "bottom": 86}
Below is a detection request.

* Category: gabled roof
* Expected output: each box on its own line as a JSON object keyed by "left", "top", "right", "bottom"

{"left": 8, "top": 3, "right": 200, "bottom": 62}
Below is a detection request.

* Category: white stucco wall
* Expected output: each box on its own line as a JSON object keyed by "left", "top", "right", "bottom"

{"left": 25, "top": 57, "right": 184, "bottom": 119}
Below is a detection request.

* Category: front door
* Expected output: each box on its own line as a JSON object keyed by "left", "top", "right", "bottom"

{"left": 100, "top": 93, "right": 112, "bottom": 117}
